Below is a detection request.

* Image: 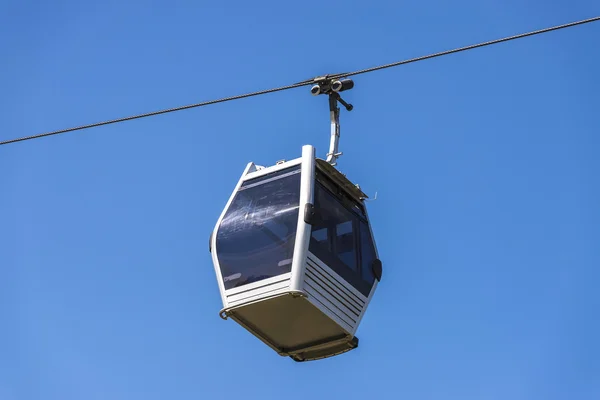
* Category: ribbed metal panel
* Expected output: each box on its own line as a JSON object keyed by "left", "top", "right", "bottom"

{"left": 226, "top": 274, "right": 291, "bottom": 307}
{"left": 303, "top": 252, "right": 366, "bottom": 334}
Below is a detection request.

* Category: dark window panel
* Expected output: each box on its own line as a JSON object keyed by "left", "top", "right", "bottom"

{"left": 308, "top": 181, "right": 374, "bottom": 296}
{"left": 216, "top": 166, "right": 301, "bottom": 290}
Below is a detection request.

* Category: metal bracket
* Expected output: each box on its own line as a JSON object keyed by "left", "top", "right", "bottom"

{"left": 310, "top": 76, "right": 355, "bottom": 166}
{"left": 362, "top": 191, "right": 378, "bottom": 202}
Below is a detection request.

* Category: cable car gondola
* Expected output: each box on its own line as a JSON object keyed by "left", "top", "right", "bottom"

{"left": 209, "top": 77, "right": 382, "bottom": 362}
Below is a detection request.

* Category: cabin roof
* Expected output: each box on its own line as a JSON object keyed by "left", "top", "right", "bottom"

{"left": 315, "top": 159, "right": 368, "bottom": 202}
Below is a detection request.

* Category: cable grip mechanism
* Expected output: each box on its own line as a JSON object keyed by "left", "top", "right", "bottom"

{"left": 309, "top": 75, "right": 354, "bottom": 166}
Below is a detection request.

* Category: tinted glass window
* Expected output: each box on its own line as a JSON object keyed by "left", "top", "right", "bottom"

{"left": 216, "top": 166, "right": 301, "bottom": 290}
{"left": 315, "top": 168, "right": 366, "bottom": 218}
{"left": 309, "top": 181, "right": 375, "bottom": 296}
{"left": 336, "top": 220, "right": 357, "bottom": 272}
{"left": 359, "top": 221, "right": 377, "bottom": 286}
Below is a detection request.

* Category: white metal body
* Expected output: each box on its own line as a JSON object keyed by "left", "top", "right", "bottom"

{"left": 209, "top": 145, "right": 381, "bottom": 361}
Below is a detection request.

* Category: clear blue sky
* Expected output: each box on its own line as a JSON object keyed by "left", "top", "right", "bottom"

{"left": 1, "top": 1, "right": 599, "bottom": 399}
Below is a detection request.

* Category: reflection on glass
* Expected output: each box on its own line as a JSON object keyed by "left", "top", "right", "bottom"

{"left": 216, "top": 166, "right": 301, "bottom": 290}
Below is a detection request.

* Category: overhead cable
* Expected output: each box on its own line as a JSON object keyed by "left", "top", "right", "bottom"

{"left": 1, "top": 15, "right": 598, "bottom": 147}
{"left": 339, "top": 16, "right": 600, "bottom": 78}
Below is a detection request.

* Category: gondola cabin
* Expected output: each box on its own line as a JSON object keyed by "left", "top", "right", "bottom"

{"left": 209, "top": 145, "right": 382, "bottom": 361}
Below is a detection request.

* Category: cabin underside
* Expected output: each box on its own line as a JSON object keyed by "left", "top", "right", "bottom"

{"left": 224, "top": 292, "right": 359, "bottom": 362}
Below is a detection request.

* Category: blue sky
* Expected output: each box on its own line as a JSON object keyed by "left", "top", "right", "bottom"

{"left": 1, "top": 1, "right": 599, "bottom": 399}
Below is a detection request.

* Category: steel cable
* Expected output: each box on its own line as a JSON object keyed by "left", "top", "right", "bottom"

{"left": 1, "top": 16, "right": 598, "bottom": 146}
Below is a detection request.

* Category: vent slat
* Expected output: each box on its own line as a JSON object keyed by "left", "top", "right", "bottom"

{"left": 303, "top": 253, "right": 367, "bottom": 333}
{"left": 306, "top": 256, "right": 365, "bottom": 306}
{"left": 304, "top": 281, "right": 357, "bottom": 327}
{"left": 226, "top": 278, "right": 291, "bottom": 305}
{"left": 305, "top": 270, "right": 361, "bottom": 317}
